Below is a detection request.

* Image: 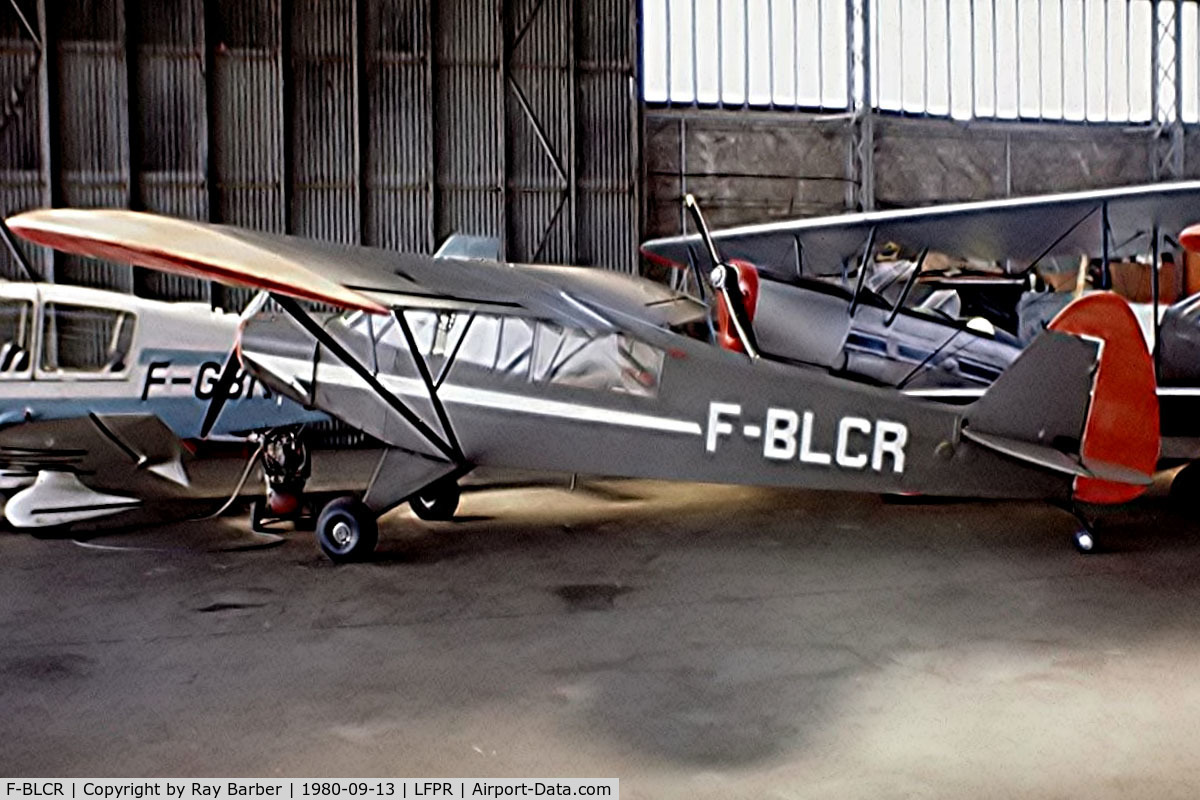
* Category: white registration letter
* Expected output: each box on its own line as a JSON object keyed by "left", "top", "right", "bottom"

{"left": 706, "top": 402, "right": 741, "bottom": 453}
{"left": 763, "top": 408, "right": 799, "bottom": 460}
{"left": 836, "top": 416, "right": 871, "bottom": 469}
{"left": 799, "top": 410, "right": 832, "bottom": 465}
{"left": 873, "top": 420, "right": 908, "bottom": 473}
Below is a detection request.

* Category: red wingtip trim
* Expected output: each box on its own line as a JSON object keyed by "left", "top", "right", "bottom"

{"left": 1048, "top": 292, "right": 1159, "bottom": 505}
{"left": 8, "top": 211, "right": 389, "bottom": 314}
{"left": 1181, "top": 223, "right": 1200, "bottom": 255}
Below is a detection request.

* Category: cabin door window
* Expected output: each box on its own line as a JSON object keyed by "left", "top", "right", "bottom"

{"left": 0, "top": 298, "right": 33, "bottom": 377}
{"left": 39, "top": 303, "right": 136, "bottom": 378}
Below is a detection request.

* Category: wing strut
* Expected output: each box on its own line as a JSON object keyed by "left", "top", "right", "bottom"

{"left": 847, "top": 226, "right": 877, "bottom": 318}
{"left": 270, "top": 294, "right": 465, "bottom": 465}
{"left": 885, "top": 247, "right": 928, "bottom": 327}
{"left": 394, "top": 310, "right": 465, "bottom": 461}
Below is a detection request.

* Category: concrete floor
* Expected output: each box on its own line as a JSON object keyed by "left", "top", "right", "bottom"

{"left": 4, "top": 479, "right": 1200, "bottom": 798}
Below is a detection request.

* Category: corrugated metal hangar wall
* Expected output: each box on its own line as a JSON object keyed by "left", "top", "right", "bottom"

{"left": 5, "top": 0, "right": 1200, "bottom": 304}
{"left": 0, "top": 0, "right": 640, "bottom": 300}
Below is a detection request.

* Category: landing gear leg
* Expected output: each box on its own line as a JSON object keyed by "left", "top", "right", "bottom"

{"left": 315, "top": 496, "right": 378, "bottom": 562}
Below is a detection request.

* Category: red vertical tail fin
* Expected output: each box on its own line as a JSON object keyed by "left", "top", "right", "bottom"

{"left": 1048, "top": 292, "right": 1159, "bottom": 505}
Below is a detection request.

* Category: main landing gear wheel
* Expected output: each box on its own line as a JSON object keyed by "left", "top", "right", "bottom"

{"left": 315, "top": 496, "right": 378, "bottom": 562}
{"left": 410, "top": 480, "right": 461, "bottom": 522}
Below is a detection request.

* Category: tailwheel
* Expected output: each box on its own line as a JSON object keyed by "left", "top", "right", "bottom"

{"left": 315, "top": 496, "right": 378, "bottom": 562}
{"left": 1071, "top": 505, "right": 1099, "bottom": 554}
{"left": 410, "top": 480, "right": 461, "bottom": 522}
{"left": 1073, "top": 527, "right": 1097, "bottom": 554}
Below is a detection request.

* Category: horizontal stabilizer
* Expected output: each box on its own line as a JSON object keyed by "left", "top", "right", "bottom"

{"left": 5, "top": 471, "right": 140, "bottom": 528}
{"left": 961, "top": 429, "right": 1152, "bottom": 485}
{"left": 960, "top": 428, "right": 1090, "bottom": 478}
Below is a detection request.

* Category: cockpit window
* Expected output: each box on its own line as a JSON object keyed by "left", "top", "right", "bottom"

{"left": 41, "top": 303, "right": 136, "bottom": 374}
{"left": 377, "top": 309, "right": 663, "bottom": 397}
{"left": 0, "top": 299, "right": 33, "bottom": 376}
{"left": 531, "top": 321, "right": 663, "bottom": 397}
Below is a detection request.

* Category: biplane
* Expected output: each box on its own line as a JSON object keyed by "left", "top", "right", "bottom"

{"left": 642, "top": 182, "right": 1200, "bottom": 480}
{"left": 5, "top": 206, "right": 1159, "bottom": 560}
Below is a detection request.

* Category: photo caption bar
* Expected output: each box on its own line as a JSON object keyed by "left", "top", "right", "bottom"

{"left": 1, "top": 781, "right": 618, "bottom": 800}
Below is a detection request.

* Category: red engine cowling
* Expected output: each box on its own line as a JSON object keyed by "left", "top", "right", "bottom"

{"left": 715, "top": 259, "right": 760, "bottom": 353}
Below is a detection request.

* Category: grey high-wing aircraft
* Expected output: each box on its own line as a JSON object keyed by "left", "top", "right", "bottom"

{"left": 6, "top": 207, "right": 1161, "bottom": 559}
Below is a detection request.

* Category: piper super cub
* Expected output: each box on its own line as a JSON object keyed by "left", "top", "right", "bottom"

{"left": 5, "top": 206, "right": 1160, "bottom": 559}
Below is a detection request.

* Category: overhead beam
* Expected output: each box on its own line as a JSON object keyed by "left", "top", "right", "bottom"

{"left": 34, "top": 0, "right": 59, "bottom": 281}
{"left": 279, "top": 0, "right": 294, "bottom": 233}
{"left": 353, "top": 0, "right": 368, "bottom": 245}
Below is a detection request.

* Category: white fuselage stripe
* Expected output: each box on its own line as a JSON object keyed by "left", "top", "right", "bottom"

{"left": 906, "top": 386, "right": 1200, "bottom": 399}
{"left": 252, "top": 354, "right": 704, "bottom": 436}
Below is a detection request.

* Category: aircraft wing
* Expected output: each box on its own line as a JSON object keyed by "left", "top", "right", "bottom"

{"left": 7, "top": 209, "right": 705, "bottom": 330}
{"left": 641, "top": 181, "right": 1200, "bottom": 279}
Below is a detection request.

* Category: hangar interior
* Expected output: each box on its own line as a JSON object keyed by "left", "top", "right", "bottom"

{"left": 8, "top": 0, "right": 1200, "bottom": 791}
{"left": 4, "top": 0, "right": 1200, "bottom": 294}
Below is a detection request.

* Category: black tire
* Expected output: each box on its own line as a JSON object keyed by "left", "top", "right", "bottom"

{"left": 1170, "top": 463, "right": 1200, "bottom": 513}
{"left": 410, "top": 480, "right": 461, "bottom": 522}
{"left": 250, "top": 498, "right": 271, "bottom": 534}
{"left": 315, "top": 496, "right": 378, "bottom": 562}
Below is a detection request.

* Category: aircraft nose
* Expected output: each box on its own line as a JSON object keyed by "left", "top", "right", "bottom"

{"left": 1181, "top": 223, "right": 1200, "bottom": 255}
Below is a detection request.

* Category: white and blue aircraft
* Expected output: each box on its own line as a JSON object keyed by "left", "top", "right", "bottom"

{"left": 0, "top": 231, "right": 502, "bottom": 532}
{"left": 0, "top": 276, "right": 343, "bottom": 529}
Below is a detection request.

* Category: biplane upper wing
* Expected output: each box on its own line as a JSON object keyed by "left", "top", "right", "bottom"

{"left": 7, "top": 209, "right": 706, "bottom": 329}
{"left": 641, "top": 181, "right": 1200, "bottom": 279}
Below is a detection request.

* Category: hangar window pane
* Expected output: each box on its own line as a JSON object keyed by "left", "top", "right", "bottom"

{"left": 870, "top": 0, "right": 1154, "bottom": 121}
{"left": 41, "top": 304, "right": 135, "bottom": 375}
{"left": 641, "top": 0, "right": 850, "bottom": 109}
{"left": 641, "top": 0, "right": 1174, "bottom": 122}
{"left": 0, "top": 299, "right": 33, "bottom": 376}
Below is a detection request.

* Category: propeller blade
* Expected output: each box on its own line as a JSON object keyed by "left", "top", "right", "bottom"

{"left": 684, "top": 195, "right": 760, "bottom": 358}
{"left": 199, "top": 348, "right": 240, "bottom": 439}
{"left": 199, "top": 292, "right": 269, "bottom": 439}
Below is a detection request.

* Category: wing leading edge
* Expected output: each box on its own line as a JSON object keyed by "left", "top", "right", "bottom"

{"left": 641, "top": 181, "right": 1200, "bottom": 279}
{"left": 7, "top": 209, "right": 706, "bottom": 331}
